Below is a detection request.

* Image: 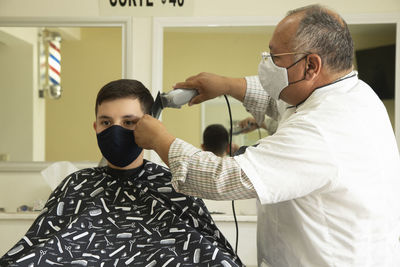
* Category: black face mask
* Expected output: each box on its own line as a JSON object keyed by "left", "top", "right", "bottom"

{"left": 96, "top": 125, "right": 143, "bottom": 168}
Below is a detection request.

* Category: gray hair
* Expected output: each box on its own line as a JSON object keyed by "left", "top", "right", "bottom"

{"left": 287, "top": 5, "right": 354, "bottom": 73}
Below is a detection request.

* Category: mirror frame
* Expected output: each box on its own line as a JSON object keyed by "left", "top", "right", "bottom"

{"left": 0, "top": 17, "right": 132, "bottom": 165}
{"left": 152, "top": 14, "right": 400, "bottom": 158}
{"left": 0, "top": 17, "right": 132, "bottom": 77}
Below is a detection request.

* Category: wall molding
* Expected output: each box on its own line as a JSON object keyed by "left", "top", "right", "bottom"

{"left": 0, "top": 161, "right": 97, "bottom": 172}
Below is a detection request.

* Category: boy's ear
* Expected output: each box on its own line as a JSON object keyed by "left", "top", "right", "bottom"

{"left": 201, "top": 144, "right": 205, "bottom": 151}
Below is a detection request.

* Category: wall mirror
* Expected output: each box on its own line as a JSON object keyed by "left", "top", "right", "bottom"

{"left": 0, "top": 18, "right": 132, "bottom": 163}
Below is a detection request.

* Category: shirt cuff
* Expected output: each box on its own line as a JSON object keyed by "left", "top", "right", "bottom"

{"left": 168, "top": 138, "right": 201, "bottom": 192}
{"left": 243, "top": 76, "right": 260, "bottom": 107}
{"left": 243, "top": 76, "right": 268, "bottom": 126}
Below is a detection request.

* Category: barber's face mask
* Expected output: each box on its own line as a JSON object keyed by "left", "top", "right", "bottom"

{"left": 258, "top": 52, "right": 308, "bottom": 100}
{"left": 96, "top": 125, "right": 143, "bottom": 167}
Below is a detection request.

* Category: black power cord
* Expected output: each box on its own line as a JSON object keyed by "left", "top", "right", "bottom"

{"left": 223, "top": 95, "right": 239, "bottom": 254}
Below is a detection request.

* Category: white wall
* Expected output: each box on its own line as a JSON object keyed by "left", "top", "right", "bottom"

{"left": 0, "top": 27, "right": 44, "bottom": 162}
{"left": 0, "top": 29, "right": 35, "bottom": 161}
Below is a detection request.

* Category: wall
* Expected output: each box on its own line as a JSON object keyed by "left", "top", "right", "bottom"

{"left": 45, "top": 27, "right": 122, "bottom": 162}
{"left": 0, "top": 29, "right": 35, "bottom": 161}
{"left": 1, "top": 0, "right": 400, "bottom": 17}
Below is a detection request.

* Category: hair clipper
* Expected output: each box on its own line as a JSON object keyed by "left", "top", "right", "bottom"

{"left": 151, "top": 89, "right": 198, "bottom": 119}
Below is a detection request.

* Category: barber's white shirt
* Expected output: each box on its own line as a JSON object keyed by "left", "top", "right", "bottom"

{"left": 235, "top": 73, "right": 400, "bottom": 266}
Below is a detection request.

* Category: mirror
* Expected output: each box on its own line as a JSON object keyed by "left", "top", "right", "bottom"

{"left": 160, "top": 24, "right": 397, "bottom": 151}
{"left": 0, "top": 18, "right": 131, "bottom": 162}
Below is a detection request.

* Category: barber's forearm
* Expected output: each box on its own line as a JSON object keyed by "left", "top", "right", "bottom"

{"left": 153, "top": 134, "right": 176, "bottom": 166}
{"left": 227, "top": 77, "right": 247, "bottom": 102}
{"left": 168, "top": 139, "right": 257, "bottom": 201}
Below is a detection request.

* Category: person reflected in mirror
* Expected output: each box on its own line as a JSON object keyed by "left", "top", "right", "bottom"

{"left": 201, "top": 124, "right": 239, "bottom": 157}
{"left": 238, "top": 116, "right": 278, "bottom": 136}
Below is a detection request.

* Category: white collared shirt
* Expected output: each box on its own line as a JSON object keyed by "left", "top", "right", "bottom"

{"left": 169, "top": 72, "right": 400, "bottom": 266}
{"left": 236, "top": 73, "right": 400, "bottom": 266}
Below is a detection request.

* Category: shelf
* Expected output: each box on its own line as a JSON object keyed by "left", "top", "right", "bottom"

{"left": 0, "top": 161, "right": 97, "bottom": 172}
{"left": 0, "top": 212, "right": 39, "bottom": 220}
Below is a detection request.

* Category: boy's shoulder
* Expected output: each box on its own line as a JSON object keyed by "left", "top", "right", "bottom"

{"left": 52, "top": 167, "right": 105, "bottom": 195}
{"left": 142, "top": 160, "right": 171, "bottom": 178}
{"left": 142, "top": 161, "right": 208, "bottom": 204}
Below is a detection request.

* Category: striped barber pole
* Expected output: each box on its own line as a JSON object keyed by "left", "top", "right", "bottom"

{"left": 38, "top": 29, "right": 62, "bottom": 99}
{"left": 39, "top": 35, "right": 46, "bottom": 93}
{"left": 48, "top": 40, "right": 61, "bottom": 90}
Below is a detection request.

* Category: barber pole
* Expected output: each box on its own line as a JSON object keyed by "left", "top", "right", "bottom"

{"left": 48, "top": 40, "right": 61, "bottom": 90}
{"left": 39, "top": 30, "right": 62, "bottom": 99}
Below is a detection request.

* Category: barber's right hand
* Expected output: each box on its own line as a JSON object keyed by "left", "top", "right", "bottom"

{"left": 135, "top": 115, "right": 175, "bottom": 165}
{"left": 174, "top": 72, "right": 246, "bottom": 106}
{"left": 239, "top": 117, "right": 259, "bottom": 133}
{"left": 135, "top": 115, "right": 174, "bottom": 151}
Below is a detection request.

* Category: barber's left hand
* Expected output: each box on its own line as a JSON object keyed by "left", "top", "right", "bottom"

{"left": 135, "top": 114, "right": 175, "bottom": 153}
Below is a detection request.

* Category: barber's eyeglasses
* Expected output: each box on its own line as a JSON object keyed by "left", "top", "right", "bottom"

{"left": 262, "top": 51, "right": 310, "bottom": 64}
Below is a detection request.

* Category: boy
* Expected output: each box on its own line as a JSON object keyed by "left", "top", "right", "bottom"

{"left": 202, "top": 124, "right": 230, "bottom": 157}
{"left": 1, "top": 79, "right": 242, "bottom": 266}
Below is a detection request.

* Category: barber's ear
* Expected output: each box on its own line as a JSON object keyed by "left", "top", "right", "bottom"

{"left": 93, "top": 121, "right": 97, "bottom": 132}
{"left": 305, "top": 54, "right": 322, "bottom": 80}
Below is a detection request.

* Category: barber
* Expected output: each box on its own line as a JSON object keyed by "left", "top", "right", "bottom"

{"left": 135, "top": 4, "right": 400, "bottom": 266}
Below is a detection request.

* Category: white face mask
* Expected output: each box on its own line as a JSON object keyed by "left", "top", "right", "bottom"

{"left": 258, "top": 52, "right": 308, "bottom": 100}
{"left": 258, "top": 54, "right": 289, "bottom": 100}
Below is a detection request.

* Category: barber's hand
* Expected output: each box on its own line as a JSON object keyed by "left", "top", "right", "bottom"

{"left": 135, "top": 115, "right": 175, "bottom": 153}
{"left": 238, "top": 117, "right": 259, "bottom": 133}
{"left": 229, "top": 143, "right": 240, "bottom": 156}
{"left": 174, "top": 72, "right": 246, "bottom": 106}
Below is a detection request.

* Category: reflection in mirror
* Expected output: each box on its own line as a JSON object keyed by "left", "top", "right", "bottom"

{"left": 350, "top": 24, "right": 396, "bottom": 130}
{"left": 162, "top": 24, "right": 396, "bottom": 150}
{"left": 162, "top": 26, "right": 275, "bottom": 149}
{"left": 0, "top": 27, "right": 122, "bottom": 162}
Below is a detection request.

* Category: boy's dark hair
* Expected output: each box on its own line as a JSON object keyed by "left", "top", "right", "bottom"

{"left": 203, "top": 124, "right": 229, "bottom": 156}
{"left": 95, "top": 79, "right": 154, "bottom": 115}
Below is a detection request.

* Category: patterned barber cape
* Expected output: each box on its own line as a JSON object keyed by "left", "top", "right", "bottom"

{"left": 0, "top": 161, "right": 243, "bottom": 267}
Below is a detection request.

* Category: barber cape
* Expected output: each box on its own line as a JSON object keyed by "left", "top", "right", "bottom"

{"left": 235, "top": 72, "right": 400, "bottom": 266}
{"left": 1, "top": 161, "right": 243, "bottom": 266}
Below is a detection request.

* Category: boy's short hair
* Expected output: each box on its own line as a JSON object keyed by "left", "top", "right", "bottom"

{"left": 95, "top": 79, "right": 154, "bottom": 115}
{"left": 203, "top": 124, "right": 229, "bottom": 156}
